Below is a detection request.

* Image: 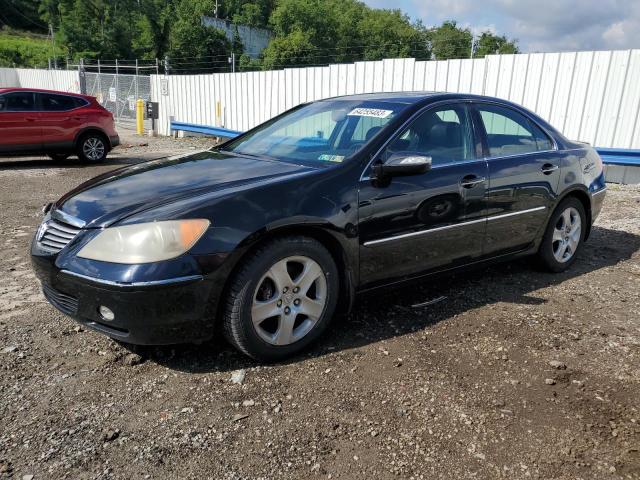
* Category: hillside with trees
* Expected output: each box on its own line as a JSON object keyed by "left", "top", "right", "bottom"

{"left": 0, "top": 0, "right": 518, "bottom": 71}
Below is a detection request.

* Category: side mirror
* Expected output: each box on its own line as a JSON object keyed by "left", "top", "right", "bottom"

{"left": 373, "top": 153, "right": 432, "bottom": 178}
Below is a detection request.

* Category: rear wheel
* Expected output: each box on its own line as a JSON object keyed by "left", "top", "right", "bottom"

{"left": 77, "top": 133, "right": 108, "bottom": 163}
{"left": 222, "top": 236, "right": 339, "bottom": 362}
{"left": 536, "top": 197, "right": 586, "bottom": 272}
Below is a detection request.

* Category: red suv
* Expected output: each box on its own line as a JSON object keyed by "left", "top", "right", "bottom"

{"left": 0, "top": 88, "right": 119, "bottom": 162}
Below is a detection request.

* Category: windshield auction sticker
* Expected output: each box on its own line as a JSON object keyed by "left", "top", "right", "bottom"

{"left": 318, "top": 154, "right": 345, "bottom": 163}
{"left": 347, "top": 108, "right": 393, "bottom": 118}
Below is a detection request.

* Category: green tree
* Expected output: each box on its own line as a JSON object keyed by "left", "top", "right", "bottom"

{"left": 168, "top": 0, "right": 232, "bottom": 71}
{"left": 263, "top": 0, "right": 429, "bottom": 69}
{"left": 427, "top": 21, "right": 472, "bottom": 60}
{"left": 356, "top": 9, "right": 429, "bottom": 61}
{"left": 474, "top": 31, "right": 519, "bottom": 57}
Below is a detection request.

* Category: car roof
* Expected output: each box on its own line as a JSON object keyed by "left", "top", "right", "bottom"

{"left": 317, "top": 91, "right": 525, "bottom": 105}
{"left": 319, "top": 91, "right": 443, "bottom": 104}
{"left": 0, "top": 87, "right": 89, "bottom": 98}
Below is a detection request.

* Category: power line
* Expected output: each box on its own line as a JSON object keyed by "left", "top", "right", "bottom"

{"left": 4, "top": 1, "right": 48, "bottom": 29}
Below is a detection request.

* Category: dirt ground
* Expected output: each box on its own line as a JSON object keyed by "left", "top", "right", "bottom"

{"left": 0, "top": 130, "right": 639, "bottom": 480}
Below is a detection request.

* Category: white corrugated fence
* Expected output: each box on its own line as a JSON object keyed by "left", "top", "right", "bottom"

{"left": 150, "top": 50, "right": 640, "bottom": 149}
{"left": 2, "top": 49, "right": 640, "bottom": 149}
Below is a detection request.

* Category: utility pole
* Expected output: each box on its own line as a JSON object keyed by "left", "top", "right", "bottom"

{"left": 49, "top": 23, "right": 57, "bottom": 69}
{"left": 470, "top": 33, "right": 475, "bottom": 59}
{"left": 164, "top": 56, "right": 171, "bottom": 75}
{"left": 155, "top": 58, "right": 159, "bottom": 76}
{"left": 229, "top": 52, "right": 235, "bottom": 73}
{"left": 214, "top": 0, "right": 219, "bottom": 18}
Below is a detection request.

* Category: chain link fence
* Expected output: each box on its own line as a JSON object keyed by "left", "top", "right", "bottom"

{"left": 85, "top": 72, "right": 152, "bottom": 129}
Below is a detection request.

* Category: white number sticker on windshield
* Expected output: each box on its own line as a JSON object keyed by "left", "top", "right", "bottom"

{"left": 318, "top": 154, "right": 345, "bottom": 163}
{"left": 347, "top": 108, "right": 393, "bottom": 118}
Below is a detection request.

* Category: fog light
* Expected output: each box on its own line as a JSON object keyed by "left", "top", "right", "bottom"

{"left": 99, "top": 306, "right": 115, "bottom": 322}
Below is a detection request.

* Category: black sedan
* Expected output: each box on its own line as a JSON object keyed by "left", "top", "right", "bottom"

{"left": 31, "top": 92, "right": 607, "bottom": 361}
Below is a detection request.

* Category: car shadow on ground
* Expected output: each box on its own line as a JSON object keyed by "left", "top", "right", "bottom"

{"left": 129, "top": 225, "right": 640, "bottom": 373}
{"left": 0, "top": 155, "right": 155, "bottom": 169}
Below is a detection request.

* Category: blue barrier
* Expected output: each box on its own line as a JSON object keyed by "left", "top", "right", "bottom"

{"left": 170, "top": 120, "right": 640, "bottom": 167}
{"left": 170, "top": 121, "right": 241, "bottom": 138}
{"left": 595, "top": 148, "right": 640, "bottom": 166}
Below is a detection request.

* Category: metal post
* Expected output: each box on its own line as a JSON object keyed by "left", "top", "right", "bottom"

{"left": 48, "top": 58, "right": 51, "bottom": 70}
{"left": 164, "top": 56, "right": 170, "bottom": 75}
{"left": 115, "top": 59, "right": 119, "bottom": 123}
{"left": 97, "top": 59, "right": 102, "bottom": 103}
{"left": 135, "top": 59, "right": 139, "bottom": 100}
{"left": 155, "top": 58, "right": 159, "bottom": 76}
{"left": 78, "top": 58, "right": 87, "bottom": 94}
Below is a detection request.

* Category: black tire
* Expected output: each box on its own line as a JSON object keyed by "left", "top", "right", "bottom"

{"left": 47, "top": 153, "right": 70, "bottom": 161}
{"left": 222, "top": 236, "right": 339, "bottom": 362}
{"left": 76, "top": 133, "right": 108, "bottom": 163}
{"left": 536, "top": 197, "right": 586, "bottom": 272}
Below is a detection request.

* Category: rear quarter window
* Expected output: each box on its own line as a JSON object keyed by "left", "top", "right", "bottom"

{"left": 39, "top": 93, "right": 84, "bottom": 111}
{"left": 477, "top": 104, "right": 554, "bottom": 157}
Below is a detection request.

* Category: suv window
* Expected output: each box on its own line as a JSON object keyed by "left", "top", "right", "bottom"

{"left": 0, "top": 92, "right": 35, "bottom": 112}
{"left": 477, "top": 104, "right": 553, "bottom": 157}
{"left": 384, "top": 104, "right": 476, "bottom": 166}
{"left": 39, "top": 93, "right": 85, "bottom": 111}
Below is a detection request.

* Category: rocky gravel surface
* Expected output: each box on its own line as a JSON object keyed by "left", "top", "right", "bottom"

{"left": 1, "top": 132, "right": 639, "bottom": 479}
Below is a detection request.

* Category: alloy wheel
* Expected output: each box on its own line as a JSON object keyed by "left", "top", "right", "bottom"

{"left": 251, "top": 256, "right": 327, "bottom": 346}
{"left": 82, "top": 137, "right": 105, "bottom": 161}
{"left": 552, "top": 206, "right": 581, "bottom": 263}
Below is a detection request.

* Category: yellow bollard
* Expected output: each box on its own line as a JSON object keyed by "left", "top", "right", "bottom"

{"left": 136, "top": 99, "right": 144, "bottom": 135}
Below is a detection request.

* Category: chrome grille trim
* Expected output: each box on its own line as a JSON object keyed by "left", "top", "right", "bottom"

{"left": 38, "top": 217, "right": 82, "bottom": 254}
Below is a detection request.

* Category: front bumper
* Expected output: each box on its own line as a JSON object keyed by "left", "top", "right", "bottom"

{"left": 31, "top": 254, "right": 217, "bottom": 345}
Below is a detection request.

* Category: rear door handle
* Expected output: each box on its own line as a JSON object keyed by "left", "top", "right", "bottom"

{"left": 460, "top": 175, "right": 486, "bottom": 188}
{"left": 25, "top": 117, "right": 38, "bottom": 121}
{"left": 541, "top": 163, "right": 559, "bottom": 174}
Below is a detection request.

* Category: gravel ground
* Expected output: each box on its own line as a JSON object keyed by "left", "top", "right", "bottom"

{"left": 0, "top": 130, "right": 639, "bottom": 480}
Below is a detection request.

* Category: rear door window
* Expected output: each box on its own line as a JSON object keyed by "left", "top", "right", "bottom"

{"left": 39, "top": 93, "right": 84, "bottom": 111}
{"left": 476, "top": 104, "right": 553, "bottom": 157}
{"left": 0, "top": 92, "right": 35, "bottom": 112}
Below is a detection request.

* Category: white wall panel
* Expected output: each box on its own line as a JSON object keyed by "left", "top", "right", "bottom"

{"left": 138, "top": 49, "right": 640, "bottom": 147}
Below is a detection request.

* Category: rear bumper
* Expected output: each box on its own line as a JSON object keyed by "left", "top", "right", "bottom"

{"left": 590, "top": 186, "right": 607, "bottom": 222}
{"left": 31, "top": 253, "right": 217, "bottom": 345}
{"left": 109, "top": 135, "right": 120, "bottom": 149}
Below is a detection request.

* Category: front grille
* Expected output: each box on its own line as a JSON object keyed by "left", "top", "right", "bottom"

{"left": 42, "top": 283, "right": 79, "bottom": 316}
{"left": 38, "top": 219, "right": 82, "bottom": 253}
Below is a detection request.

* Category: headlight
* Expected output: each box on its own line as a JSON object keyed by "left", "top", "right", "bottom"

{"left": 77, "top": 219, "right": 210, "bottom": 264}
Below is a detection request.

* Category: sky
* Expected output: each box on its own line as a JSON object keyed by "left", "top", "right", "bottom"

{"left": 363, "top": 0, "right": 640, "bottom": 53}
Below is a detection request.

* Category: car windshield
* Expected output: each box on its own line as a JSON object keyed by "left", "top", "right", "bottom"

{"left": 220, "top": 99, "right": 409, "bottom": 166}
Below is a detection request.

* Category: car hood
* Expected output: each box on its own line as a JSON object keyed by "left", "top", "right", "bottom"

{"left": 56, "top": 150, "right": 316, "bottom": 228}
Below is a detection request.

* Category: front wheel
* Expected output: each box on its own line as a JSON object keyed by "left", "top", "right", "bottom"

{"left": 77, "top": 134, "right": 108, "bottom": 163}
{"left": 536, "top": 197, "right": 586, "bottom": 272}
{"left": 222, "top": 236, "right": 339, "bottom": 362}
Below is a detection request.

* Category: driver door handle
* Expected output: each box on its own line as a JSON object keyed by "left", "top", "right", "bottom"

{"left": 541, "top": 163, "right": 559, "bottom": 174}
{"left": 460, "top": 175, "right": 486, "bottom": 188}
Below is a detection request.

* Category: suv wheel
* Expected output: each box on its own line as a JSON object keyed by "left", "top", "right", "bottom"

{"left": 536, "top": 197, "right": 586, "bottom": 272}
{"left": 222, "top": 236, "right": 339, "bottom": 362}
{"left": 77, "top": 133, "right": 108, "bottom": 163}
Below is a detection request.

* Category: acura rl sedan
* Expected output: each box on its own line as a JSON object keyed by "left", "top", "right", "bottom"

{"left": 31, "top": 92, "right": 607, "bottom": 361}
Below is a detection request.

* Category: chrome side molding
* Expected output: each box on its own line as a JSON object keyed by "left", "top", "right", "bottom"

{"left": 363, "top": 206, "right": 547, "bottom": 246}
